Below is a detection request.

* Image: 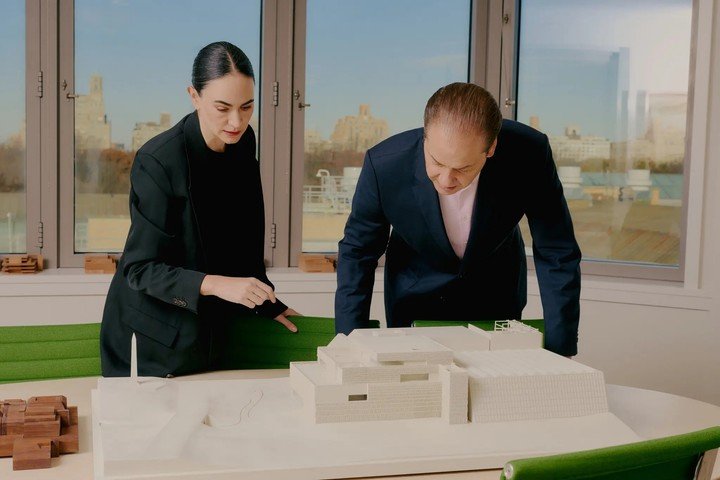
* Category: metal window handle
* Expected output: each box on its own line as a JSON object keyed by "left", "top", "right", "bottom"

{"left": 294, "top": 89, "right": 311, "bottom": 109}
{"left": 504, "top": 98, "right": 516, "bottom": 107}
{"left": 62, "top": 80, "right": 77, "bottom": 99}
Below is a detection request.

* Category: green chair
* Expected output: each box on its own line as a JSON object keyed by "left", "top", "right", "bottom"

{"left": 412, "top": 319, "right": 544, "bottom": 344}
{"left": 219, "top": 315, "right": 380, "bottom": 370}
{"left": 0, "top": 323, "right": 102, "bottom": 383}
{"left": 500, "top": 426, "right": 720, "bottom": 480}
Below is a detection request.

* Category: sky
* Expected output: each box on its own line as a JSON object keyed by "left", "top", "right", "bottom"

{"left": 517, "top": 0, "right": 692, "bottom": 138}
{"left": 0, "top": 0, "right": 693, "bottom": 147}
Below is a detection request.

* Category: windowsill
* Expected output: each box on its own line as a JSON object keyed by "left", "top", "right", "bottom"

{"left": 0, "top": 267, "right": 712, "bottom": 311}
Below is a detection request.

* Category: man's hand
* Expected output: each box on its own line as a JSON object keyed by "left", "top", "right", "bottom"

{"left": 200, "top": 275, "right": 276, "bottom": 309}
{"left": 274, "top": 308, "right": 301, "bottom": 333}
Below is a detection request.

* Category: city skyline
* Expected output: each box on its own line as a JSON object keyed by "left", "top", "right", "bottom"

{"left": 1, "top": 0, "right": 692, "bottom": 149}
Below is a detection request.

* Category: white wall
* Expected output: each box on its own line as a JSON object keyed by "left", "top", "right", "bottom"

{"left": 1, "top": 1, "right": 719, "bottom": 407}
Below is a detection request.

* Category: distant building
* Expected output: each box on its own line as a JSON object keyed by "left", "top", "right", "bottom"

{"left": 75, "top": 75, "right": 111, "bottom": 152}
{"left": 131, "top": 113, "right": 171, "bottom": 151}
{"left": 517, "top": 46, "right": 629, "bottom": 142}
{"left": 330, "top": 105, "right": 389, "bottom": 152}
{"left": 646, "top": 93, "right": 687, "bottom": 163}
{"left": 613, "top": 92, "right": 687, "bottom": 167}
{"left": 548, "top": 125, "right": 610, "bottom": 163}
{"left": 529, "top": 116, "right": 540, "bottom": 130}
{"left": 305, "top": 128, "right": 330, "bottom": 153}
{"left": 6, "top": 119, "right": 25, "bottom": 149}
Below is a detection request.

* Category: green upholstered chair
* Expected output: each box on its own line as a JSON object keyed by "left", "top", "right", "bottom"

{"left": 499, "top": 426, "right": 720, "bottom": 480}
{"left": 0, "top": 323, "right": 102, "bottom": 383}
{"left": 217, "top": 315, "right": 380, "bottom": 370}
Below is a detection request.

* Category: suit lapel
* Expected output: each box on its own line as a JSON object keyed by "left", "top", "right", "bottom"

{"left": 462, "top": 160, "right": 499, "bottom": 268}
{"left": 413, "top": 147, "right": 460, "bottom": 268}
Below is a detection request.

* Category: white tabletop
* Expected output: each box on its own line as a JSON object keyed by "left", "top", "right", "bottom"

{"left": 1, "top": 371, "right": 719, "bottom": 480}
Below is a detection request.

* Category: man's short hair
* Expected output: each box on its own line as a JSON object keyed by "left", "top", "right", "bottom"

{"left": 424, "top": 83, "right": 502, "bottom": 151}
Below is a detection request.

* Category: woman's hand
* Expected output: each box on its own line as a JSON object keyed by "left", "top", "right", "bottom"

{"left": 200, "top": 275, "right": 276, "bottom": 309}
{"left": 274, "top": 308, "right": 301, "bottom": 333}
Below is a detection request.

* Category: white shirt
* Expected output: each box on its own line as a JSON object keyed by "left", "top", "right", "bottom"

{"left": 438, "top": 174, "right": 480, "bottom": 259}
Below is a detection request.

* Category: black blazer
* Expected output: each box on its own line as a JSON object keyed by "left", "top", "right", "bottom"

{"left": 335, "top": 120, "right": 581, "bottom": 356}
{"left": 100, "top": 112, "right": 283, "bottom": 377}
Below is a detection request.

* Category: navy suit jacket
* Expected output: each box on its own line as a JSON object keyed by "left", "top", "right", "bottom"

{"left": 335, "top": 120, "right": 581, "bottom": 356}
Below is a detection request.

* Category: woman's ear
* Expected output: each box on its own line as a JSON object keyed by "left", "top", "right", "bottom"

{"left": 187, "top": 86, "right": 200, "bottom": 110}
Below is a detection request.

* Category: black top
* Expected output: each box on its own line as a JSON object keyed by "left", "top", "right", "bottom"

{"left": 100, "top": 111, "right": 287, "bottom": 378}
{"left": 185, "top": 112, "right": 287, "bottom": 320}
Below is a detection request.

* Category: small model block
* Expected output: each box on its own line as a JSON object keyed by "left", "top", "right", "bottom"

{"left": 298, "top": 253, "right": 337, "bottom": 272}
{"left": 0, "top": 254, "right": 43, "bottom": 274}
{"left": 0, "top": 395, "right": 79, "bottom": 471}
{"left": 84, "top": 254, "right": 118, "bottom": 274}
{"left": 0, "top": 434, "right": 21, "bottom": 456}
{"left": 12, "top": 439, "right": 53, "bottom": 470}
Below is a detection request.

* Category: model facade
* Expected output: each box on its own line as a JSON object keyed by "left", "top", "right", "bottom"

{"left": 290, "top": 322, "right": 607, "bottom": 424}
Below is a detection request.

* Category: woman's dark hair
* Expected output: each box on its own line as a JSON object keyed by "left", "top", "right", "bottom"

{"left": 191, "top": 41, "right": 254, "bottom": 93}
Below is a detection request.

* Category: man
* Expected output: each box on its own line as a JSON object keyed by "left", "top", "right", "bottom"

{"left": 335, "top": 83, "right": 581, "bottom": 356}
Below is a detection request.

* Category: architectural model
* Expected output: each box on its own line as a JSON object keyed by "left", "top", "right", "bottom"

{"left": 291, "top": 322, "right": 606, "bottom": 424}
{"left": 92, "top": 325, "right": 639, "bottom": 480}
{"left": 0, "top": 395, "right": 79, "bottom": 470}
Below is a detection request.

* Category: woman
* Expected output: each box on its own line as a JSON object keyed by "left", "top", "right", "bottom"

{"left": 100, "top": 41, "right": 298, "bottom": 377}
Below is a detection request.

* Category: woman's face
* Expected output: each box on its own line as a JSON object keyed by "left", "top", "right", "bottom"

{"left": 188, "top": 72, "right": 255, "bottom": 152}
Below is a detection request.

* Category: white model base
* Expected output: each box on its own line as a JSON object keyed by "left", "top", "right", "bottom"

{"left": 92, "top": 377, "right": 640, "bottom": 480}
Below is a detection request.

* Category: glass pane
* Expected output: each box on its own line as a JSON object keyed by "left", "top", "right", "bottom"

{"left": 74, "top": 0, "right": 261, "bottom": 252}
{"left": 302, "top": 0, "right": 471, "bottom": 252}
{"left": 517, "top": 0, "right": 692, "bottom": 266}
{"left": 0, "top": 1, "right": 26, "bottom": 253}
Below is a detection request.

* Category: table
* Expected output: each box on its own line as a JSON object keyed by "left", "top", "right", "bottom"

{"left": 1, "top": 370, "right": 719, "bottom": 480}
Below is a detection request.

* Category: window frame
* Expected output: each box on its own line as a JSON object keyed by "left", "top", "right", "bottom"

{"left": 282, "top": 0, "right": 485, "bottom": 267}
{"left": 5, "top": 0, "right": 707, "bottom": 288}
{"left": 0, "top": 0, "right": 43, "bottom": 261}
{"left": 499, "top": 0, "right": 701, "bottom": 282}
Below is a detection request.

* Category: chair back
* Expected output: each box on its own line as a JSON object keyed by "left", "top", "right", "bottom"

{"left": 0, "top": 323, "right": 101, "bottom": 383}
{"left": 499, "top": 426, "right": 720, "bottom": 480}
{"left": 218, "top": 316, "right": 380, "bottom": 369}
{"left": 412, "top": 319, "right": 544, "bottom": 336}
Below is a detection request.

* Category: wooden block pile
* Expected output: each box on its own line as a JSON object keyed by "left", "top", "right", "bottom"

{"left": 0, "top": 254, "right": 43, "bottom": 274}
{"left": 0, "top": 396, "right": 79, "bottom": 471}
{"left": 298, "top": 253, "right": 337, "bottom": 273}
{"left": 84, "top": 254, "right": 118, "bottom": 274}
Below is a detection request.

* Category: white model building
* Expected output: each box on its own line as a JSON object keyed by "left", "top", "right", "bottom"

{"left": 290, "top": 322, "right": 607, "bottom": 425}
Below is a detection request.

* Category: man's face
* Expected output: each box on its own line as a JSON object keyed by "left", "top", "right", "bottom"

{"left": 423, "top": 123, "right": 497, "bottom": 195}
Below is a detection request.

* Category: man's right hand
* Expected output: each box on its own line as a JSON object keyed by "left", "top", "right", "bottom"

{"left": 200, "top": 275, "right": 277, "bottom": 309}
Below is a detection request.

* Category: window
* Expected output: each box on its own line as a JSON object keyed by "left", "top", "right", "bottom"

{"left": 7, "top": 0, "right": 704, "bottom": 282}
{"left": 295, "top": 0, "right": 472, "bottom": 254}
{"left": 60, "top": 0, "right": 261, "bottom": 264}
{"left": 514, "top": 0, "right": 693, "bottom": 275}
{"left": 0, "top": 1, "right": 26, "bottom": 254}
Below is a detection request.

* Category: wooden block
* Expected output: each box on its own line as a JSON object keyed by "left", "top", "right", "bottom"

{"left": 58, "top": 424, "right": 79, "bottom": 454}
{"left": 25, "top": 403, "right": 57, "bottom": 418}
{"left": 12, "top": 439, "right": 52, "bottom": 470}
{"left": 22, "top": 419, "right": 60, "bottom": 438}
{"left": 56, "top": 408, "right": 70, "bottom": 427}
{"left": 24, "top": 414, "right": 56, "bottom": 423}
{"left": 298, "top": 254, "right": 337, "bottom": 272}
{"left": 0, "top": 254, "right": 43, "bottom": 274}
{"left": 6, "top": 411, "right": 25, "bottom": 435}
{"left": 84, "top": 254, "right": 118, "bottom": 274}
{"left": 0, "top": 434, "right": 22, "bottom": 457}
{"left": 29, "top": 396, "right": 67, "bottom": 408}
{"left": 68, "top": 405, "right": 79, "bottom": 426}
